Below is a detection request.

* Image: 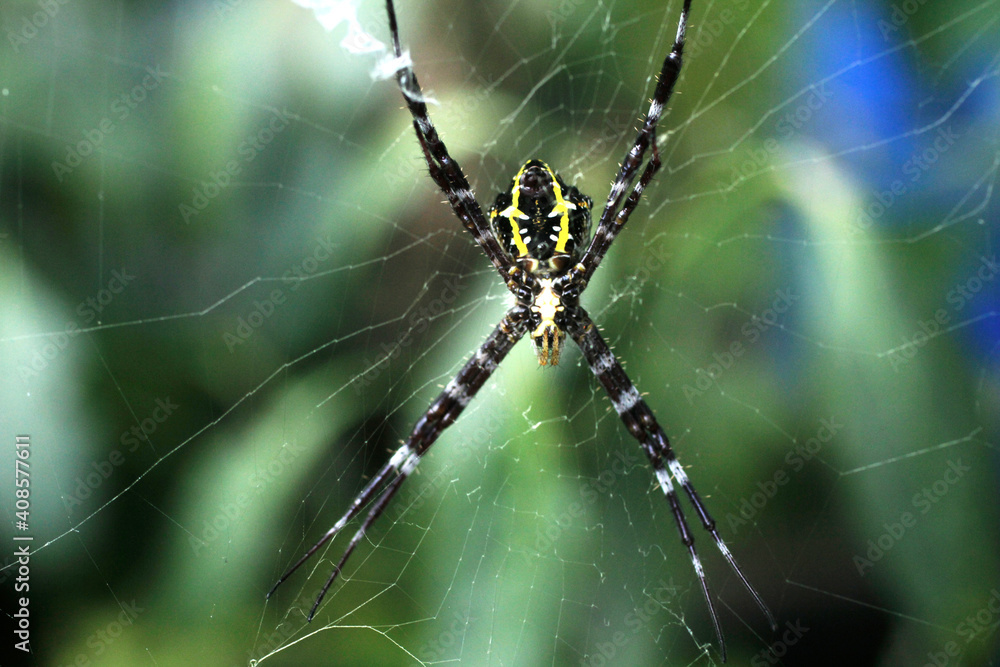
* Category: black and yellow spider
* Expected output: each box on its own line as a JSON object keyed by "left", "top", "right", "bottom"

{"left": 271, "top": 0, "right": 775, "bottom": 659}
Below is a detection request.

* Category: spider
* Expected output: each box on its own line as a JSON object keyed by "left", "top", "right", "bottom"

{"left": 270, "top": 0, "right": 775, "bottom": 659}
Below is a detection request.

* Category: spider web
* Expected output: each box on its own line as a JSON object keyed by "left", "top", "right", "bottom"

{"left": 1, "top": 0, "right": 999, "bottom": 665}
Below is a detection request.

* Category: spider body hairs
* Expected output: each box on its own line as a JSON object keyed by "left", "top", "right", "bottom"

{"left": 270, "top": 0, "right": 776, "bottom": 660}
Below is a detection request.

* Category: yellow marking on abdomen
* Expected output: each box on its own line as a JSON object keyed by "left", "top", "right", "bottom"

{"left": 551, "top": 176, "right": 573, "bottom": 254}
{"left": 503, "top": 162, "right": 531, "bottom": 257}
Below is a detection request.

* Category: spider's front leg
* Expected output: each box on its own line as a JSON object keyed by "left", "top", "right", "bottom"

{"left": 269, "top": 306, "right": 529, "bottom": 619}
{"left": 574, "top": 0, "right": 691, "bottom": 290}
{"left": 384, "top": 0, "right": 521, "bottom": 295}
{"left": 566, "top": 308, "right": 775, "bottom": 662}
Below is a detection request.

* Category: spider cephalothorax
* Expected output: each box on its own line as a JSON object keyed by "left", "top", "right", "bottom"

{"left": 271, "top": 1, "right": 774, "bottom": 660}
{"left": 489, "top": 159, "right": 592, "bottom": 365}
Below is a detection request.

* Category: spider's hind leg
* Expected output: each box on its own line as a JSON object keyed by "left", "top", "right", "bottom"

{"left": 268, "top": 307, "right": 530, "bottom": 618}
{"left": 567, "top": 309, "right": 775, "bottom": 662}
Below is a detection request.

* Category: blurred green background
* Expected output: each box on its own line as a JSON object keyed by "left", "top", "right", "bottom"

{"left": 2, "top": 0, "right": 999, "bottom": 665}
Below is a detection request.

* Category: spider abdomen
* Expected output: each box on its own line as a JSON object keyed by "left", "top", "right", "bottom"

{"left": 489, "top": 159, "right": 592, "bottom": 275}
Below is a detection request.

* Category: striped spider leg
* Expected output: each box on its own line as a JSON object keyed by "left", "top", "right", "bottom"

{"left": 384, "top": 0, "right": 520, "bottom": 293}
{"left": 567, "top": 309, "right": 777, "bottom": 662}
{"left": 563, "top": 0, "right": 689, "bottom": 297}
{"left": 268, "top": 307, "right": 529, "bottom": 619}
